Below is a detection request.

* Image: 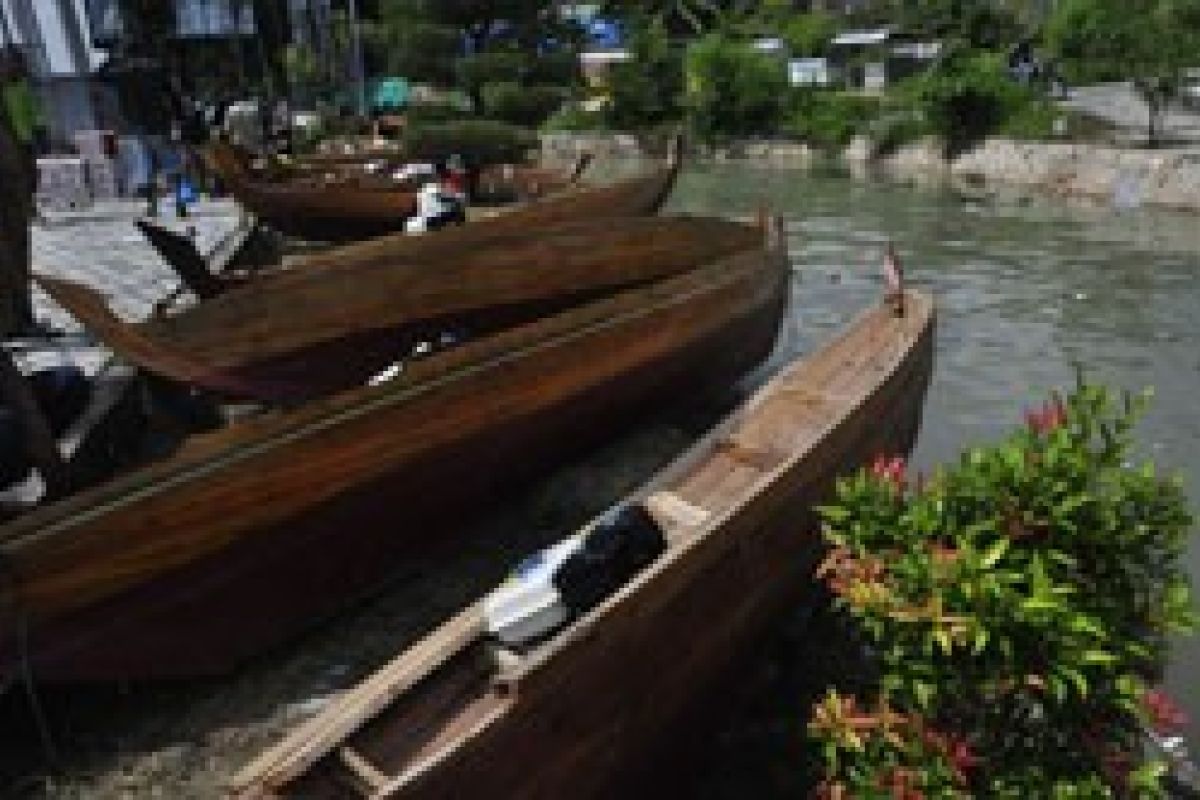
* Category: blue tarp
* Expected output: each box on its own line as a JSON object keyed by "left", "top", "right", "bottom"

{"left": 371, "top": 78, "right": 410, "bottom": 111}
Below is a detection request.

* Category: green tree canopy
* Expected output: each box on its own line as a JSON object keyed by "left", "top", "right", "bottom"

{"left": 1046, "top": 0, "right": 1200, "bottom": 145}
{"left": 368, "top": 0, "right": 581, "bottom": 120}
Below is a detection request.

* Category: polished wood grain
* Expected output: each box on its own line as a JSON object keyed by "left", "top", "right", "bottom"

{"left": 230, "top": 290, "right": 935, "bottom": 800}
{"left": 0, "top": 218, "right": 787, "bottom": 683}
{"left": 39, "top": 217, "right": 761, "bottom": 394}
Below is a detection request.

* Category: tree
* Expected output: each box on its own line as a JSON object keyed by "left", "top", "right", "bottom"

{"left": 781, "top": 11, "right": 839, "bottom": 57}
{"left": 606, "top": 13, "right": 684, "bottom": 130}
{"left": 367, "top": 1, "right": 581, "bottom": 176}
{"left": 684, "top": 33, "right": 789, "bottom": 140}
{"left": 369, "top": 0, "right": 580, "bottom": 121}
{"left": 1046, "top": 0, "right": 1200, "bottom": 146}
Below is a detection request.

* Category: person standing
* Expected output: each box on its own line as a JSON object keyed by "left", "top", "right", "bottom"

{"left": 0, "top": 47, "right": 40, "bottom": 336}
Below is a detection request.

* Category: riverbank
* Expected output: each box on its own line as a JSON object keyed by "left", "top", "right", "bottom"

{"left": 542, "top": 133, "right": 1200, "bottom": 213}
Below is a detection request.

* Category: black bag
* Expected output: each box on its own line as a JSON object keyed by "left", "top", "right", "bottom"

{"left": 553, "top": 503, "right": 667, "bottom": 616}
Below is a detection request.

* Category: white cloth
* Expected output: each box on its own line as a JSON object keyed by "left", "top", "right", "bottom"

{"left": 416, "top": 181, "right": 453, "bottom": 219}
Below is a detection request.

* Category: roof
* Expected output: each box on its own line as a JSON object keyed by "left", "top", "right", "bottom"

{"left": 831, "top": 28, "right": 894, "bottom": 47}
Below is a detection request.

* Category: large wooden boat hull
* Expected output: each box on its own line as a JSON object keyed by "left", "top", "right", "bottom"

{"left": 0, "top": 225, "right": 788, "bottom": 684}
{"left": 231, "top": 292, "right": 934, "bottom": 800}
{"left": 40, "top": 217, "right": 762, "bottom": 402}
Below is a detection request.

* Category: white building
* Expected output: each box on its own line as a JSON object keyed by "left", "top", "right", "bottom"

{"left": 0, "top": 0, "right": 112, "bottom": 142}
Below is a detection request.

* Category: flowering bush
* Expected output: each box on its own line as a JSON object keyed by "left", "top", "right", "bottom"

{"left": 809, "top": 380, "right": 1196, "bottom": 797}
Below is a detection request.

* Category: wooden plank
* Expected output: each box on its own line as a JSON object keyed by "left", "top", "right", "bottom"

{"left": 232, "top": 603, "right": 484, "bottom": 795}
{"left": 337, "top": 746, "right": 390, "bottom": 795}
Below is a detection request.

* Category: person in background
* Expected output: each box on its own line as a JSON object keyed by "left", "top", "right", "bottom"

{"left": 444, "top": 153, "right": 469, "bottom": 204}
{"left": 0, "top": 47, "right": 40, "bottom": 336}
{"left": 405, "top": 162, "right": 467, "bottom": 234}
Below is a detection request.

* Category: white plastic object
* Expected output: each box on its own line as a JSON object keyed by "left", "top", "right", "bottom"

{"left": 484, "top": 535, "right": 584, "bottom": 647}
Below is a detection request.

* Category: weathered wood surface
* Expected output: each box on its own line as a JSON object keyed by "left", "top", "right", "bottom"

{"left": 229, "top": 290, "right": 935, "bottom": 800}
{"left": 39, "top": 217, "right": 761, "bottom": 401}
{"left": 0, "top": 220, "right": 787, "bottom": 683}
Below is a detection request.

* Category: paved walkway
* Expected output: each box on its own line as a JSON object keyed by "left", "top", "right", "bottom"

{"left": 30, "top": 199, "right": 241, "bottom": 331}
{"left": 1062, "top": 82, "right": 1200, "bottom": 147}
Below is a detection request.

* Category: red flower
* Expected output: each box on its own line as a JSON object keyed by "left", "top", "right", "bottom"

{"left": 871, "top": 454, "right": 908, "bottom": 492}
{"left": 1144, "top": 687, "right": 1189, "bottom": 734}
{"left": 1025, "top": 394, "right": 1069, "bottom": 435}
{"left": 945, "top": 737, "right": 981, "bottom": 782}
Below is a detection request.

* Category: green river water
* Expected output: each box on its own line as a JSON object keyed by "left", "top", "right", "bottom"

{"left": 665, "top": 162, "right": 1200, "bottom": 794}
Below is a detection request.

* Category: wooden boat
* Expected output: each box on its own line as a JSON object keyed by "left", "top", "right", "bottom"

{"left": 205, "top": 142, "right": 418, "bottom": 241}
{"left": 475, "top": 154, "right": 594, "bottom": 203}
{"left": 207, "top": 142, "right": 610, "bottom": 242}
{"left": 0, "top": 215, "right": 789, "bottom": 684}
{"left": 39, "top": 216, "right": 761, "bottom": 402}
{"left": 230, "top": 288, "right": 935, "bottom": 800}
{"left": 165, "top": 148, "right": 673, "bottom": 301}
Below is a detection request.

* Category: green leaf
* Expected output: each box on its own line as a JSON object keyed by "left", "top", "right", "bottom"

{"left": 1080, "top": 650, "right": 1118, "bottom": 666}
{"left": 818, "top": 504, "right": 851, "bottom": 522}
{"left": 1021, "top": 597, "right": 1062, "bottom": 613}
{"left": 933, "top": 627, "right": 955, "bottom": 656}
{"left": 980, "top": 538, "right": 1010, "bottom": 569}
{"left": 1058, "top": 667, "right": 1089, "bottom": 698}
{"left": 972, "top": 626, "right": 989, "bottom": 655}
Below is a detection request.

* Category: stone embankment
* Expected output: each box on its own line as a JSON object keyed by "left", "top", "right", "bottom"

{"left": 541, "top": 132, "right": 1200, "bottom": 214}
{"left": 874, "top": 137, "right": 1200, "bottom": 213}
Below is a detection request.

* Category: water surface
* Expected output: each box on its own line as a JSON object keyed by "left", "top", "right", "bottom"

{"left": 667, "top": 163, "right": 1200, "bottom": 775}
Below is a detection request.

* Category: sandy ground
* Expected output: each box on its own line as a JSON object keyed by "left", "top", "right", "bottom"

{"left": 2, "top": 415, "right": 717, "bottom": 798}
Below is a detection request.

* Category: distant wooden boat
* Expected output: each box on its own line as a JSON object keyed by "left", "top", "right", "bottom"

{"left": 230, "top": 290, "right": 935, "bottom": 800}
{"left": 40, "top": 216, "right": 761, "bottom": 401}
{"left": 208, "top": 142, "right": 616, "bottom": 243}
{"left": 205, "top": 142, "right": 418, "bottom": 241}
{"left": 0, "top": 215, "right": 789, "bottom": 684}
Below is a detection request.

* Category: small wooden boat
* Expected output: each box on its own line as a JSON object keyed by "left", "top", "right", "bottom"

{"left": 0, "top": 215, "right": 789, "bottom": 684}
{"left": 230, "top": 289, "right": 935, "bottom": 800}
{"left": 40, "top": 216, "right": 761, "bottom": 401}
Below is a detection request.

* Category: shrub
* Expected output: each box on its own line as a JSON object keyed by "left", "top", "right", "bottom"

{"left": 998, "top": 99, "right": 1064, "bottom": 141}
{"left": 541, "top": 103, "right": 609, "bottom": 133}
{"left": 402, "top": 119, "right": 538, "bottom": 167}
{"left": 684, "top": 33, "right": 790, "bottom": 141}
{"left": 782, "top": 90, "right": 883, "bottom": 150}
{"left": 810, "top": 379, "right": 1196, "bottom": 797}
{"left": 782, "top": 11, "right": 839, "bottom": 57}
{"left": 403, "top": 101, "right": 471, "bottom": 126}
{"left": 481, "top": 82, "right": 569, "bottom": 128}
{"left": 607, "top": 14, "right": 683, "bottom": 131}
{"left": 900, "top": 50, "right": 1030, "bottom": 154}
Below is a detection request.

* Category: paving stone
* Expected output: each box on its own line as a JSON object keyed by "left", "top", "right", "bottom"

{"left": 31, "top": 199, "right": 241, "bottom": 331}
